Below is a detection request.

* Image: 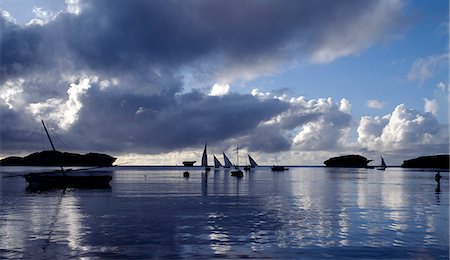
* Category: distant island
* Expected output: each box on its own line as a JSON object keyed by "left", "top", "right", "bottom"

{"left": 324, "top": 155, "right": 372, "bottom": 168}
{"left": 0, "top": 150, "right": 116, "bottom": 167}
{"left": 401, "top": 155, "right": 449, "bottom": 169}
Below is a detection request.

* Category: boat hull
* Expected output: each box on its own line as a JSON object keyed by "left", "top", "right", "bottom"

{"left": 24, "top": 172, "right": 112, "bottom": 188}
{"left": 271, "top": 166, "right": 288, "bottom": 171}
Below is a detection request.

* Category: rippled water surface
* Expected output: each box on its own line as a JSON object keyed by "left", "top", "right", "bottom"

{"left": 0, "top": 166, "right": 448, "bottom": 259}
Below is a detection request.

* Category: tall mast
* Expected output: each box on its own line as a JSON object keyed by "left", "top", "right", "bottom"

{"left": 41, "top": 120, "right": 64, "bottom": 172}
{"left": 236, "top": 145, "right": 239, "bottom": 168}
{"left": 42, "top": 120, "right": 57, "bottom": 152}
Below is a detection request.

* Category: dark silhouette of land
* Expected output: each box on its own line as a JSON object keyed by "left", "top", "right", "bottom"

{"left": 401, "top": 155, "right": 449, "bottom": 169}
{"left": 0, "top": 150, "right": 116, "bottom": 167}
{"left": 324, "top": 154, "right": 372, "bottom": 168}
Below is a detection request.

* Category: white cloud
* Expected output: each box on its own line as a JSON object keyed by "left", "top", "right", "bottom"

{"left": 209, "top": 83, "right": 230, "bottom": 96}
{"left": 357, "top": 104, "right": 447, "bottom": 152}
{"left": 1, "top": 9, "right": 16, "bottom": 23}
{"left": 65, "top": 0, "right": 82, "bottom": 15}
{"left": 283, "top": 97, "right": 353, "bottom": 150}
{"left": 437, "top": 82, "right": 447, "bottom": 92}
{"left": 407, "top": 53, "right": 449, "bottom": 83}
{"left": 366, "top": 99, "right": 385, "bottom": 109}
{"left": 339, "top": 98, "right": 351, "bottom": 113}
{"left": 357, "top": 115, "right": 390, "bottom": 151}
{"left": 27, "top": 77, "right": 92, "bottom": 130}
{"left": 25, "top": 7, "right": 59, "bottom": 26}
{"left": 423, "top": 98, "right": 438, "bottom": 115}
{"left": 251, "top": 88, "right": 272, "bottom": 99}
{"left": 0, "top": 79, "right": 24, "bottom": 109}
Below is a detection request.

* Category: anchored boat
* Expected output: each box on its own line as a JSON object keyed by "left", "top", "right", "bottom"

{"left": 24, "top": 120, "right": 112, "bottom": 189}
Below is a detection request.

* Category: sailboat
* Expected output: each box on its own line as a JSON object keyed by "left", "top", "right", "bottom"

{"left": 213, "top": 155, "right": 223, "bottom": 168}
{"left": 24, "top": 120, "right": 112, "bottom": 188}
{"left": 248, "top": 154, "right": 258, "bottom": 168}
{"left": 223, "top": 153, "right": 233, "bottom": 168}
{"left": 230, "top": 146, "right": 243, "bottom": 177}
{"left": 377, "top": 156, "right": 387, "bottom": 171}
{"left": 201, "top": 142, "right": 211, "bottom": 172}
{"left": 244, "top": 154, "right": 258, "bottom": 171}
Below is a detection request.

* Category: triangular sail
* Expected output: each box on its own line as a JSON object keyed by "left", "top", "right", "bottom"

{"left": 248, "top": 154, "right": 258, "bottom": 167}
{"left": 223, "top": 153, "right": 233, "bottom": 168}
{"left": 381, "top": 156, "right": 386, "bottom": 167}
{"left": 213, "top": 155, "right": 222, "bottom": 168}
{"left": 201, "top": 143, "right": 208, "bottom": 167}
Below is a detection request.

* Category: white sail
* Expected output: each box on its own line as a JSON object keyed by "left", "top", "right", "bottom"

{"left": 248, "top": 154, "right": 258, "bottom": 167}
{"left": 213, "top": 155, "right": 222, "bottom": 168}
{"left": 201, "top": 143, "right": 208, "bottom": 167}
{"left": 223, "top": 153, "right": 233, "bottom": 168}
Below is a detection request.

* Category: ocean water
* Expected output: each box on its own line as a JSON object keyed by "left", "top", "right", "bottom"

{"left": 0, "top": 166, "right": 448, "bottom": 259}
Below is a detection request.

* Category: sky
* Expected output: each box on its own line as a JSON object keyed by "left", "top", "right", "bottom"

{"left": 0, "top": 0, "right": 448, "bottom": 166}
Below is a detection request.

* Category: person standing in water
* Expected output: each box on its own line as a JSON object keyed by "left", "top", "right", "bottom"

{"left": 435, "top": 171, "right": 442, "bottom": 193}
{"left": 435, "top": 171, "right": 442, "bottom": 183}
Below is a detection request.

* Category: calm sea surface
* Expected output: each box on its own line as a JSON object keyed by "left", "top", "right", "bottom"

{"left": 0, "top": 166, "right": 448, "bottom": 259}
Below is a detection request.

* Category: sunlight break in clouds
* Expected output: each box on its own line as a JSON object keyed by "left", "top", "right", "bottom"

{"left": 0, "top": 79, "right": 24, "bottom": 109}
{"left": 209, "top": 83, "right": 230, "bottom": 96}
{"left": 27, "top": 78, "right": 92, "bottom": 130}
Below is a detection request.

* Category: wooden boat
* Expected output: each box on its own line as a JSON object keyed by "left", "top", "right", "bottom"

{"left": 24, "top": 120, "right": 113, "bottom": 188}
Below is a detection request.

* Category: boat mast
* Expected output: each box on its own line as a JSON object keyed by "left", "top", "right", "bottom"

{"left": 236, "top": 145, "right": 239, "bottom": 168}
{"left": 41, "top": 120, "right": 65, "bottom": 172}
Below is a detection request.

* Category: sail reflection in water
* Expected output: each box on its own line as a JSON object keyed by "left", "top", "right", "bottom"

{"left": 0, "top": 166, "right": 448, "bottom": 259}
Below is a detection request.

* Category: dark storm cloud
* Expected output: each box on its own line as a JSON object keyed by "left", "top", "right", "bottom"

{"left": 0, "top": 0, "right": 405, "bottom": 155}
{"left": 61, "top": 89, "right": 289, "bottom": 153}
{"left": 1, "top": 0, "right": 404, "bottom": 82}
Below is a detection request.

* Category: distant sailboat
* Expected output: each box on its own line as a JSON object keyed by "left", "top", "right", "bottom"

{"left": 271, "top": 157, "right": 288, "bottom": 172}
{"left": 248, "top": 154, "right": 258, "bottom": 168}
{"left": 230, "top": 146, "right": 243, "bottom": 177}
{"left": 213, "top": 155, "right": 223, "bottom": 168}
{"left": 202, "top": 142, "right": 210, "bottom": 172}
{"left": 223, "top": 153, "right": 233, "bottom": 168}
{"left": 244, "top": 154, "right": 257, "bottom": 171}
{"left": 377, "top": 156, "right": 387, "bottom": 171}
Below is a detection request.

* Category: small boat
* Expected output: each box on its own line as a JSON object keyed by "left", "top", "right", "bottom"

{"left": 24, "top": 120, "right": 112, "bottom": 189}
{"left": 230, "top": 168, "right": 243, "bottom": 177}
{"left": 223, "top": 153, "right": 233, "bottom": 168}
{"left": 201, "top": 142, "right": 210, "bottom": 172}
{"left": 271, "top": 166, "right": 288, "bottom": 171}
{"left": 183, "top": 171, "right": 190, "bottom": 177}
{"left": 230, "top": 145, "right": 243, "bottom": 177}
{"left": 213, "top": 155, "right": 223, "bottom": 168}
{"left": 183, "top": 161, "right": 196, "bottom": 166}
{"left": 377, "top": 156, "right": 387, "bottom": 171}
